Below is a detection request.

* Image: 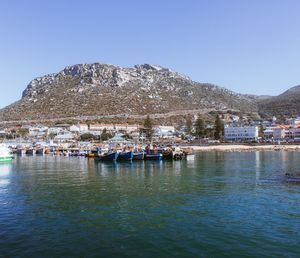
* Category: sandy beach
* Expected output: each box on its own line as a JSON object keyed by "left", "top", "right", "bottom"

{"left": 182, "top": 145, "right": 300, "bottom": 152}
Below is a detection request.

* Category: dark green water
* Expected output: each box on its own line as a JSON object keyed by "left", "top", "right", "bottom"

{"left": 1, "top": 152, "right": 300, "bottom": 257}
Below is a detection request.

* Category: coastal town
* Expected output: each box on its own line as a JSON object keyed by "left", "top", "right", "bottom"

{"left": 2, "top": 1, "right": 300, "bottom": 257}
{"left": 1, "top": 114, "right": 300, "bottom": 158}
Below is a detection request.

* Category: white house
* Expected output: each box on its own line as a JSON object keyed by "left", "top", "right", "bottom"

{"left": 0, "top": 129, "right": 8, "bottom": 137}
{"left": 288, "top": 117, "right": 300, "bottom": 128}
{"left": 48, "top": 127, "right": 63, "bottom": 135}
{"left": 29, "top": 126, "right": 48, "bottom": 138}
{"left": 289, "top": 127, "right": 300, "bottom": 139}
{"left": 154, "top": 126, "right": 176, "bottom": 137}
{"left": 89, "top": 124, "right": 140, "bottom": 133}
{"left": 54, "top": 132, "right": 75, "bottom": 143}
{"left": 89, "top": 124, "right": 115, "bottom": 131}
{"left": 69, "top": 125, "right": 80, "bottom": 133}
{"left": 224, "top": 126, "right": 258, "bottom": 141}
{"left": 115, "top": 124, "right": 140, "bottom": 133}
{"left": 273, "top": 128, "right": 286, "bottom": 139}
{"left": 78, "top": 124, "right": 89, "bottom": 132}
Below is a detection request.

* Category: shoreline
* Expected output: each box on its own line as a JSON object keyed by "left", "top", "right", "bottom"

{"left": 181, "top": 144, "right": 300, "bottom": 152}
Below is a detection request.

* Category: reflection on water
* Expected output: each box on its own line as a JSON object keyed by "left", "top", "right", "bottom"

{"left": 255, "top": 151, "right": 260, "bottom": 180}
{"left": 1, "top": 152, "right": 300, "bottom": 257}
{"left": 0, "top": 162, "right": 12, "bottom": 187}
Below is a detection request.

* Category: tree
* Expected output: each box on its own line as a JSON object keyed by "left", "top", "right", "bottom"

{"left": 258, "top": 124, "right": 264, "bottom": 138}
{"left": 194, "top": 116, "right": 205, "bottom": 138}
{"left": 100, "top": 128, "right": 112, "bottom": 141}
{"left": 185, "top": 115, "right": 192, "bottom": 135}
{"left": 214, "top": 115, "right": 224, "bottom": 140}
{"left": 18, "top": 128, "right": 29, "bottom": 137}
{"left": 48, "top": 133, "right": 56, "bottom": 140}
{"left": 80, "top": 133, "right": 95, "bottom": 141}
{"left": 143, "top": 115, "right": 153, "bottom": 140}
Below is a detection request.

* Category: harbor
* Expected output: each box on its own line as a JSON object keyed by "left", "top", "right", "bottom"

{"left": 6, "top": 143, "right": 188, "bottom": 161}
{"left": 1, "top": 151, "right": 300, "bottom": 257}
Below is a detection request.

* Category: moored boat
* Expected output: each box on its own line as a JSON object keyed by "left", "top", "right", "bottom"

{"left": 0, "top": 144, "right": 13, "bottom": 162}
{"left": 35, "top": 148, "right": 44, "bottom": 155}
{"left": 85, "top": 153, "right": 95, "bottom": 158}
{"left": 118, "top": 151, "right": 133, "bottom": 161}
{"left": 173, "top": 147, "right": 185, "bottom": 160}
{"left": 95, "top": 152, "right": 119, "bottom": 162}
{"left": 25, "top": 148, "right": 34, "bottom": 155}
{"left": 145, "top": 153, "right": 163, "bottom": 160}
{"left": 163, "top": 150, "right": 173, "bottom": 160}
{"left": 132, "top": 152, "right": 144, "bottom": 160}
{"left": 44, "top": 148, "right": 51, "bottom": 154}
{"left": 16, "top": 148, "right": 25, "bottom": 155}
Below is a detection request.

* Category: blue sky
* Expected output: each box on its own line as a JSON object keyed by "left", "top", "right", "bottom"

{"left": 1, "top": 0, "right": 300, "bottom": 107}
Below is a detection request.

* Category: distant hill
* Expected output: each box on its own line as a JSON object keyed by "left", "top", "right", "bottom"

{"left": 257, "top": 85, "right": 300, "bottom": 118}
{"left": 0, "top": 63, "right": 258, "bottom": 123}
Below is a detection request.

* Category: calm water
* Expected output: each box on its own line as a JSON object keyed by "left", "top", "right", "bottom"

{"left": 1, "top": 152, "right": 300, "bottom": 257}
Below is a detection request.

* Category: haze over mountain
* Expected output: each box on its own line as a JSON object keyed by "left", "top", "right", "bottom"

{"left": 0, "top": 63, "right": 259, "bottom": 123}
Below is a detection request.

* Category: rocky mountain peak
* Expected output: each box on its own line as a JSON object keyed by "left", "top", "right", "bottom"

{"left": 1, "top": 62, "right": 260, "bottom": 123}
{"left": 22, "top": 63, "right": 192, "bottom": 99}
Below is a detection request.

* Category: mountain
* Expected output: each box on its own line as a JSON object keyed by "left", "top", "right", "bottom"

{"left": 0, "top": 63, "right": 259, "bottom": 123}
{"left": 257, "top": 85, "right": 300, "bottom": 118}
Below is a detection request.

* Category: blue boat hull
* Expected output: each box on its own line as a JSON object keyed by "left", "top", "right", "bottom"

{"left": 118, "top": 151, "right": 133, "bottom": 161}
{"left": 133, "top": 152, "right": 144, "bottom": 160}
{"left": 145, "top": 153, "right": 163, "bottom": 160}
{"left": 95, "top": 152, "right": 119, "bottom": 161}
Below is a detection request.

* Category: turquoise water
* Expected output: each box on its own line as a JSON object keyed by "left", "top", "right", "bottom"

{"left": 1, "top": 152, "right": 300, "bottom": 257}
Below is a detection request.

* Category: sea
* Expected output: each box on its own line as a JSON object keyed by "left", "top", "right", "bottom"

{"left": 0, "top": 152, "right": 300, "bottom": 257}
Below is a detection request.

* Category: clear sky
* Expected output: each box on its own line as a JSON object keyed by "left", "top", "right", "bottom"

{"left": 1, "top": 0, "right": 300, "bottom": 108}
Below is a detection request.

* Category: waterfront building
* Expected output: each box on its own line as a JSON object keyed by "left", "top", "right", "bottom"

{"left": 263, "top": 127, "right": 275, "bottom": 138}
{"left": 287, "top": 117, "right": 300, "bottom": 128}
{"left": 273, "top": 128, "right": 286, "bottom": 140}
{"left": 224, "top": 126, "right": 258, "bottom": 142}
{"left": 289, "top": 127, "right": 300, "bottom": 140}
{"left": 264, "top": 125, "right": 291, "bottom": 140}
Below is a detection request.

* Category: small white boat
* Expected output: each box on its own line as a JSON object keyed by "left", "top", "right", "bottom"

{"left": 0, "top": 144, "right": 13, "bottom": 162}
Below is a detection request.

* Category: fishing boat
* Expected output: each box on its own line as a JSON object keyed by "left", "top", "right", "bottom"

{"left": 132, "top": 152, "right": 145, "bottom": 160}
{"left": 78, "top": 150, "right": 87, "bottom": 157}
{"left": 95, "top": 152, "right": 119, "bottom": 162}
{"left": 16, "top": 148, "right": 25, "bottom": 155}
{"left": 145, "top": 153, "right": 163, "bottom": 160}
{"left": 85, "top": 153, "right": 95, "bottom": 158}
{"left": 85, "top": 149, "right": 99, "bottom": 158}
{"left": 163, "top": 150, "right": 173, "bottom": 160}
{"left": 44, "top": 148, "right": 51, "bottom": 154}
{"left": 25, "top": 148, "right": 34, "bottom": 155}
{"left": 0, "top": 144, "right": 13, "bottom": 162}
{"left": 173, "top": 147, "right": 185, "bottom": 160}
{"left": 35, "top": 148, "right": 44, "bottom": 155}
{"left": 118, "top": 151, "right": 133, "bottom": 161}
